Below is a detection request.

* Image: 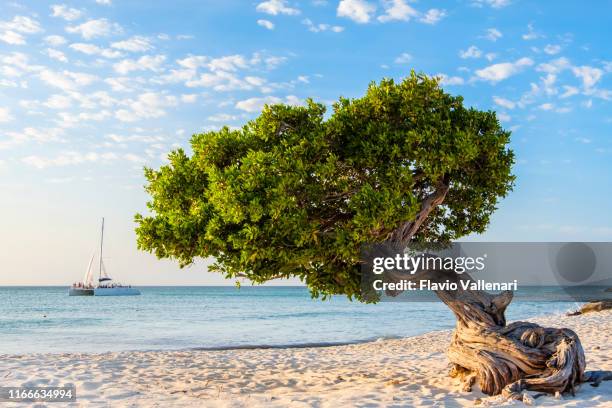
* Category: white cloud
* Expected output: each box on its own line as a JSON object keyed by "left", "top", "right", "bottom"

{"left": 111, "top": 36, "right": 152, "bottom": 52}
{"left": 538, "top": 103, "right": 554, "bottom": 111}
{"left": 540, "top": 73, "right": 557, "bottom": 96}
{"left": 70, "top": 43, "right": 123, "bottom": 58}
{"left": 394, "top": 52, "right": 412, "bottom": 64}
{"left": 181, "top": 94, "right": 197, "bottom": 103}
{"left": 257, "top": 19, "right": 275, "bottom": 30}
{"left": 474, "top": 57, "right": 534, "bottom": 82}
{"left": 497, "top": 112, "right": 511, "bottom": 122}
{"left": 484, "top": 28, "right": 502, "bottom": 41}
{"left": 45, "top": 94, "right": 73, "bottom": 109}
{"left": 0, "top": 16, "right": 42, "bottom": 45}
{"left": 113, "top": 55, "right": 166, "bottom": 74}
{"left": 435, "top": 74, "right": 464, "bottom": 86}
{"left": 0, "top": 30, "right": 25, "bottom": 45}
{"left": 250, "top": 53, "right": 287, "bottom": 70}
{"left": 543, "top": 44, "right": 561, "bottom": 55}
{"left": 536, "top": 57, "right": 570, "bottom": 74}
{"left": 208, "top": 55, "right": 249, "bottom": 72}
{"left": 1, "top": 52, "right": 44, "bottom": 77}
{"left": 419, "top": 9, "right": 446, "bottom": 25}
{"left": 378, "top": 0, "right": 418, "bottom": 23}
{"left": 207, "top": 113, "right": 238, "bottom": 122}
{"left": 0, "top": 16, "right": 43, "bottom": 34}
{"left": 493, "top": 96, "right": 515, "bottom": 109}
{"left": 302, "top": 18, "right": 344, "bottom": 32}
{"left": 459, "top": 46, "right": 482, "bottom": 59}
{"left": 22, "top": 151, "right": 117, "bottom": 169}
{"left": 560, "top": 86, "right": 579, "bottom": 98}
{"left": 104, "top": 77, "right": 137, "bottom": 92}
{"left": 572, "top": 66, "right": 603, "bottom": 90}
{"left": 50, "top": 4, "right": 83, "bottom": 21}
{"left": 256, "top": 0, "right": 300, "bottom": 16}
{"left": 0, "top": 107, "right": 14, "bottom": 122}
{"left": 44, "top": 35, "right": 67, "bottom": 46}
{"left": 124, "top": 153, "right": 146, "bottom": 163}
{"left": 472, "top": 0, "right": 511, "bottom": 8}
{"left": 186, "top": 71, "right": 265, "bottom": 92}
{"left": 235, "top": 95, "right": 300, "bottom": 112}
{"left": 7, "top": 127, "right": 64, "bottom": 145}
{"left": 115, "top": 92, "right": 178, "bottom": 122}
{"left": 39, "top": 69, "right": 98, "bottom": 90}
{"left": 176, "top": 55, "right": 208, "bottom": 70}
{"left": 338, "top": 0, "right": 376, "bottom": 23}
{"left": 45, "top": 48, "right": 68, "bottom": 62}
{"left": 575, "top": 137, "right": 591, "bottom": 144}
{"left": 95, "top": 0, "right": 112, "bottom": 4}
{"left": 56, "top": 110, "right": 113, "bottom": 126}
{"left": 66, "top": 18, "right": 122, "bottom": 39}
{"left": 522, "top": 23, "right": 541, "bottom": 41}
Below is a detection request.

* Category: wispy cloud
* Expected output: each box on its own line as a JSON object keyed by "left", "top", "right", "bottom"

{"left": 235, "top": 95, "right": 301, "bottom": 112}
{"left": 0, "top": 107, "right": 14, "bottom": 123}
{"left": 111, "top": 36, "right": 153, "bottom": 52}
{"left": 474, "top": 58, "right": 534, "bottom": 83}
{"left": 256, "top": 0, "right": 300, "bottom": 16}
{"left": 302, "top": 19, "right": 344, "bottom": 32}
{"left": 459, "top": 46, "right": 482, "bottom": 59}
{"left": 66, "top": 18, "right": 122, "bottom": 39}
{"left": 483, "top": 28, "right": 502, "bottom": 41}
{"left": 257, "top": 19, "right": 275, "bottom": 30}
{"left": 50, "top": 4, "right": 83, "bottom": 21}
{"left": 419, "top": 9, "right": 446, "bottom": 25}
{"left": 377, "top": 0, "right": 417, "bottom": 23}
{"left": 394, "top": 52, "right": 412, "bottom": 64}
{"left": 0, "top": 15, "right": 42, "bottom": 45}
{"left": 337, "top": 0, "right": 376, "bottom": 23}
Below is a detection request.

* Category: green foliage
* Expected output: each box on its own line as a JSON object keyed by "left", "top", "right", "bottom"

{"left": 135, "top": 73, "right": 514, "bottom": 301}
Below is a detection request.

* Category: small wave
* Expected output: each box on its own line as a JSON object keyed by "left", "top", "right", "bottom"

{"left": 190, "top": 340, "right": 366, "bottom": 351}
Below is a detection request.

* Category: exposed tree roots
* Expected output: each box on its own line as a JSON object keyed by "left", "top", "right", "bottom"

{"left": 440, "top": 288, "right": 612, "bottom": 399}
{"left": 386, "top": 264, "right": 611, "bottom": 399}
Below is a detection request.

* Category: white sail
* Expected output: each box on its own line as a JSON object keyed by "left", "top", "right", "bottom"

{"left": 70, "top": 217, "right": 140, "bottom": 296}
{"left": 99, "top": 258, "right": 112, "bottom": 282}
{"left": 82, "top": 252, "right": 95, "bottom": 286}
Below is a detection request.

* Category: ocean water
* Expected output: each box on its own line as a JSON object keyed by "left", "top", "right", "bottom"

{"left": 0, "top": 286, "right": 582, "bottom": 355}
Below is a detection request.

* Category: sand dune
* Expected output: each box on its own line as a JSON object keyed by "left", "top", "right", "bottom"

{"left": 1, "top": 310, "right": 610, "bottom": 407}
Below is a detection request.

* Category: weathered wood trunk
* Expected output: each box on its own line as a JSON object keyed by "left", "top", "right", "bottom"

{"left": 438, "top": 282, "right": 586, "bottom": 398}
{"left": 384, "top": 176, "right": 608, "bottom": 399}
{"left": 387, "top": 265, "right": 587, "bottom": 399}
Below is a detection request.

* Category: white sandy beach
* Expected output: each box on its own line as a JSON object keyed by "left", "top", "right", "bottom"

{"left": 1, "top": 310, "right": 610, "bottom": 407}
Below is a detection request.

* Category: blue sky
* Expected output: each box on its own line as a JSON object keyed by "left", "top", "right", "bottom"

{"left": 0, "top": 0, "right": 610, "bottom": 285}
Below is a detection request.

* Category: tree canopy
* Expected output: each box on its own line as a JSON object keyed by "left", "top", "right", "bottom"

{"left": 135, "top": 73, "right": 514, "bottom": 300}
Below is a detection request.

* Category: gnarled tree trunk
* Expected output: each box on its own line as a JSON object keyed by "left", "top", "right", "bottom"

{"left": 437, "top": 275, "right": 586, "bottom": 399}
{"left": 382, "top": 176, "right": 604, "bottom": 400}
{"left": 386, "top": 265, "right": 587, "bottom": 400}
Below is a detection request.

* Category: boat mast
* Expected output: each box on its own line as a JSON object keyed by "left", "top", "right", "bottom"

{"left": 99, "top": 217, "right": 104, "bottom": 281}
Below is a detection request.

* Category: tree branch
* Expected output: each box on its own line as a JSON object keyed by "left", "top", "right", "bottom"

{"left": 387, "top": 174, "right": 450, "bottom": 247}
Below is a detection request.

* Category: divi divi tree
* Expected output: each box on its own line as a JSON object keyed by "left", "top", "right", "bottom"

{"left": 136, "top": 74, "right": 601, "bottom": 399}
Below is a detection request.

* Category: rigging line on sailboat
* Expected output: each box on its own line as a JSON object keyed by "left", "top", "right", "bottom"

{"left": 99, "top": 217, "right": 105, "bottom": 281}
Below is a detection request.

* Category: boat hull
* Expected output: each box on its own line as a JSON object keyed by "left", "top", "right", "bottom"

{"left": 69, "top": 288, "right": 94, "bottom": 296}
{"left": 94, "top": 287, "right": 141, "bottom": 296}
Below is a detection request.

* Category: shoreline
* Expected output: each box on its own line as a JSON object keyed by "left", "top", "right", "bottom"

{"left": 0, "top": 309, "right": 589, "bottom": 358}
{"left": 1, "top": 310, "right": 610, "bottom": 407}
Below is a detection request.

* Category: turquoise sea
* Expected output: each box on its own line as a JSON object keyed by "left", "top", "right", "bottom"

{"left": 0, "top": 286, "right": 582, "bottom": 355}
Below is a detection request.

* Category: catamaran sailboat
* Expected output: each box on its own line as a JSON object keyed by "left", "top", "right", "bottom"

{"left": 69, "top": 218, "right": 140, "bottom": 296}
